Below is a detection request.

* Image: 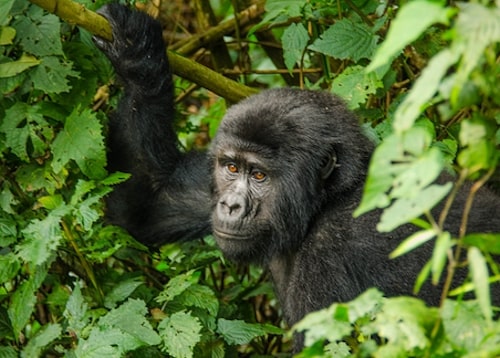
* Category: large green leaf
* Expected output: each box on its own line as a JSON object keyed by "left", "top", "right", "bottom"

{"left": 217, "top": 318, "right": 282, "bottom": 346}
{"left": 51, "top": 107, "right": 107, "bottom": 179}
{"left": 310, "top": 18, "right": 378, "bottom": 62}
{"left": 158, "top": 311, "right": 202, "bottom": 358}
{"left": 367, "top": 0, "right": 452, "bottom": 71}
{"left": 14, "top": 5, "right": 63, "bottom": 56}
{"left": 282, "top": 23, "right": 309, "bottom": 71}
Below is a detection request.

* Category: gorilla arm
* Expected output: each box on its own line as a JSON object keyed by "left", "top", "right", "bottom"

{"left": 94, "top": 4, "right": 211, "bottom": 244}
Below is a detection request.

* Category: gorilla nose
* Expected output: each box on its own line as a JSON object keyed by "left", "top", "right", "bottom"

{"left": 218, "top": 194, "right": 247, "bottom": 219}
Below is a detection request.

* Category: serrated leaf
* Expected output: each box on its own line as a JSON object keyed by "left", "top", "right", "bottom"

{"left": 293, "top": 303, "right": 351, "bottom": 346}
{"left": 21, "top": 323, "right": 61, "bottom": 358}
{"left": 104, "top": 278, "right": 144, "bottom": 309}
{"left": 31, "top": 56, "right": 78, "bottom": 94}
{"left": 75, "top": 327, "right": 128, "bottom": 358}
{"left": 17, "top": 209, "right": 68, "bottom": 266}
{"left": 101, "top": 171, "right": 131, "bottom": 186}
{"left": 0, "top": 102, "right": 52, "bottom": 161}
{"left": 64, "top": 283, "right": 89, "bottom": 336}
{"left": 0, "top": 54, "right": 39, "bottom": 77}
{"left": 373, "top": 297, "right": 437, "bottom": 351}
{"left": 282, "top": 23, "right": 309, "bottom": 71}
{"left": 367, "top": 1, "right": 452, "bottom": 71}
{"left": 310, "top": 19, "right": 378, "bottom": 62}
{"left": 158, "top": 311, "right": 202, "bottom": 358}
{"left": 217, "top": 318, "right": 280, "bottom": 346}
{"left": 331, "top": 65, "right": 383, "bottom": 109}
{"left": 14, "top": 6, "right": 63, "bottom": 56}
{"left": 249, "top": 0, "right": 305, "bottom": 34}
{"left": 100, "top": 299, "right": 161, "bottom": 346}
{"left": 157, "top": 270, "right": 197, "bottom": 304}
{"left": 177, "top": 284, "right": 219, "bottom": 316}
{"left": 51, "top": 107, "right": 106, "bottom": 179}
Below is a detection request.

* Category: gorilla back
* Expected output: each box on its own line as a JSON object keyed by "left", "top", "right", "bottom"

{"left": 94, "top": 3, "right": 500, "bottom": 346}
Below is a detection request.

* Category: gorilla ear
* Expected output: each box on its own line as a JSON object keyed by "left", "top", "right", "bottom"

{"left": 320, "top": 151, "right": 338, "bottom": 180}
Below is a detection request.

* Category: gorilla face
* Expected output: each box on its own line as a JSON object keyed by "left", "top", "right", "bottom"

{"left": 209, "top": 89, "right": 352, "bottom": 264}
{"left": 211, "top": 149, "right": 275, "bottom": 261}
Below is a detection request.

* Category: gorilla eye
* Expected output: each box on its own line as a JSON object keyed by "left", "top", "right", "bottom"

{"left": 252, "top": 171, "right": 267, "bottom": 181}
{"left": 226, "top": 163, "right": 239, "bottom": 174}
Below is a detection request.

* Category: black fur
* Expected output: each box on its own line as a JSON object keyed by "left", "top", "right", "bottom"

{"left": 94, "top": 4, "right": 500, "bottom": 349}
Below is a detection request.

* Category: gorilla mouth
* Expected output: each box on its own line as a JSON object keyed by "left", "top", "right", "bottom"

{"left": 213, "top": 229, "right": 254, "bottom": 241}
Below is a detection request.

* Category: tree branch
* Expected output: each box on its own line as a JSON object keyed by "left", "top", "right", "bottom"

{"left": 28, "top": 0, "right": 258, "bottom": 103}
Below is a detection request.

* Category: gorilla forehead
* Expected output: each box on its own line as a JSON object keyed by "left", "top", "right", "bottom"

{"left": 213, "top": 88, "right": 351, "bottom": 156}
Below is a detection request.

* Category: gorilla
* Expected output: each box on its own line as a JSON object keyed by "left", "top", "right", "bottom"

{"left": 94, "top": 3, "right": 500, "bottom": 349}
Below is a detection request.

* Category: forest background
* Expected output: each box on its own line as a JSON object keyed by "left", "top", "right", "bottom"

{"left": 0, "top": 0, "right": 499, "bottom": 356}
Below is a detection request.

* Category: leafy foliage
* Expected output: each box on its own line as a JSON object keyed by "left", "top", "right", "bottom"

{"left": 0, "top": 0, "right": 499, "bottom": 356}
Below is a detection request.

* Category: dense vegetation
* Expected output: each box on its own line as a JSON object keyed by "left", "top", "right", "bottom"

{"left": 0, "top": 0, "right": 499, "bottom": 356}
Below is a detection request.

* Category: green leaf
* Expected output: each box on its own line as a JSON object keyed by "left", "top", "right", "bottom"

{"left": 8, "top": 279, "right": 37, "bottom": 338}
{"left": 0, "top": 307, "right": 13, "bottom": 341}
{"left": 31, "top": 56, "right": 79, "bottom": 94}
{"left": 451, "top": 3, "right": 500, "bottom": 106}
{"left": 441, "top": 300, "right": 495, "bottom": 353}
{"left": 217, "top": 318, "right": 282, "bottom": 346}
{"left": 156, "top": 270, "right": 197, "bottom": 304}
{"left": 0, "top": 26, "right": 16, "bottom": 45}
{"left": 158, "top": 311, "right": 202, "bottom": 358}
{"left": 0, "top": 253, "right": 20, "bottom": 283}
{"left": 331, "top": 65, "right": 383, "bottom": 109}
{"left": 100, "top": 299, "right": 161, "bottom": 346}
{"left": 176, "top": 284, "right": 219, "bottom": 316}
{"left": 0, "top": 54, "right": 39, "bottom": 77}
{"left": 367, "top": 1, "right": 452, "bottom": 71}
{"left": 0, "top": 102, "right": 53, "bottom": 161}
{"left": 431, "top": 231, "right": 451, "bottom": 285}
{"left": 75, "top": 327, "right": 128, "bottom": 357}
{"left": 101, "top": 172, "right": 131, "bottom": 186}
{"left": 64, "top": 283, "right": 89, "bottom": 337}
{"left": 21, "top": 323, "right": 61, "bottom": 358}
{"left": 17, "top": 209, "right": 68, "bottom": 266}
{"left": 104, "top": 277, "right": 144, "bottom": 309}
{"left": 51, "top": 107, "right": 107, "bottom": 179}
{"left": 373, "top": 297, "right": 438, "bottom": 351}
{"left": 0, "top": 0, "right": 15, "bottom": 25}
{"left": 0, "top": 346, "right": 18, "bottom": 358}
{"left": 14, "top": 6, "right": 63, "bottom": 56}
{"left": 394, "top": 47, "right": 460, "bottom": 132}
{"left": 282, "top": 23, "right": 309, "bottom": 71}
{"left": 310, "top": 19, "right": 378, "bottom": 62}
{"left": 378, "top": 183, "right": 452, "bottom": 232}
{"left": 390, "top": 229, "right": 437, "bottom": 259}
{"left": 463, "top": 233, "right": 500, "bottom": 254}
{"left": 293, "top": 304, "right": 351, "bottom": 346}
{"left": 468, "top": 247, "right": 491, "bottom": 323}
{"left": 391, "top": 147, "right": 444, "bottom": 198}
{"left": 249, "top": 0, "right": 306, "bottom": 34}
